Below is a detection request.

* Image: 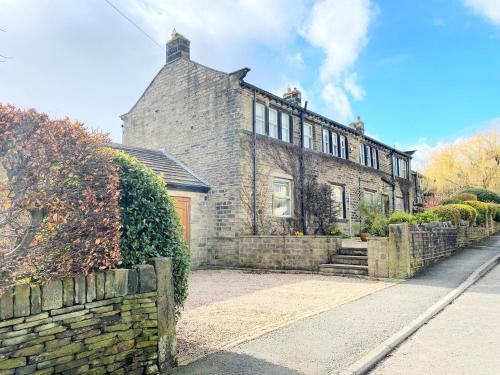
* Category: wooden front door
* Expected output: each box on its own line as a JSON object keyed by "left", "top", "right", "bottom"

{"left": 172, "top": 196, "right": 190, "bottom": 244}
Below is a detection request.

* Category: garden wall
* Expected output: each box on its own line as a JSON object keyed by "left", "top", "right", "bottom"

{"left": 368, "top": 223, "right": 495, "bottom": 279}
{"left": 210, "top": 236, "right": 341, "bottom": 271}
{"left": 0, "top": 258, "right": 176, "bottom": 375}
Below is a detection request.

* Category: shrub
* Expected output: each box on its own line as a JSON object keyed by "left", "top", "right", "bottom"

{"left": 387, "top": 211, "right": 416, "bottom": 224}
{"left": 329, "top": 227, "right": 343, "bottom": 236}
{"left": 452, "top": 193, "right": 477, "bottom": 201}
{"left": 0, "top": 105, "right": 121, "bottom": 292}
{"left": 441, "top": 198, "right": 463, "bottom": 205}
{"left": 113, "top": 151, "right": 190, "bottom": 307}
{"left": 495, "top": 205, "right": 500, "bottom": 222}
{"left": 428, "top": 206, "right": 461, "bottom": 225}
{"left": 463, "top": 201, "right": 490, "bottom": 225}
{"left": 445, "top": 204, "right": 478, "bottom": 224}
{"left": 414, "top": 211, "right": 440, "bottom": 224}
{"left": 370, "top": 216, "right": 389, "bottom": 237}
{"left": 461, "top": 188, "right": 500, "bottom": 204}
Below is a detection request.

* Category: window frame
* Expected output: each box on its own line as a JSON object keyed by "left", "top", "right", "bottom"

{"left": 331, "top": 184, "right": 346, "bottom": 220}
{"left": 272, "top": 178, "right": 293, "bottom": 218}
{"left": 268, "top": 107, "right": 278, "bottom": 139}
{"left": 371, "top": 147, "right": 378, "bottom": 169}
{"left": 303, "top": 123, "right": 313, "bottom": 149}
{"left": 331, "top": 132, "right": 339, "bottom": 156}
{"left": 359, "top": 143, "right": 366, "bottom": 165}
{"left": 255, "top": 102, "right": 266, "bottom": 135}
{"left": 281, "top": 113, "right": 291, "bottom": 143}
{"left": 322, "top": 128, "right": 331, "bottom": 154}
{"left": 339, "top": 135, "right": 347, "bottom": 159}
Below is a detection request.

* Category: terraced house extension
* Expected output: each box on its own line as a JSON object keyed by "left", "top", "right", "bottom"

{"left": 121, "top": 32, "right": 422, "bottom": 268}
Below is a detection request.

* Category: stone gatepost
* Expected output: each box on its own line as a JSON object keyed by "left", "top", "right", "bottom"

{"left": 149, "top": 257, "right": 177, "bottom": 373}
{"left": 367, "top": 238, "right": 389, "bottom": 278}
{"left": 388, "top": 223, "right": 412, "bottom": 279}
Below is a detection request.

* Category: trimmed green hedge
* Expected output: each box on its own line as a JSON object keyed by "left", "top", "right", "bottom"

{"left": 445, "top": 204, "right": 477, "bottom": 224}
{"left": 414, "top": 211, "right": 440, "bottom": 224}
{"left": 387, "top": 211, "right": 416, "bottom": 224}
{"left": 461, "top": 188, "right": 500, "bottom": 204}
{"left": 113, "top": 151, "right": 190, "bottom": 307}
{"left": 463, "top": 201, "right": 490, "bottom": 225}
{"left": 428, "top": 206, "right": 461, "bottom": 225}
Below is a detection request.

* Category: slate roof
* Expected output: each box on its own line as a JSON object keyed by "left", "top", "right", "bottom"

{"left": 109, "top": 143, "right": 210, "bottom": 193}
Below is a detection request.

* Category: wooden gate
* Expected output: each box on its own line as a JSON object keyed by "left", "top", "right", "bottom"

{"left": 172, "top": 196, "right": 190, "bottom": 244}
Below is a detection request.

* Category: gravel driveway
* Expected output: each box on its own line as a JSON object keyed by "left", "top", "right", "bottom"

{"left": 176, "top": 269, "right": 393, "bottom": 364}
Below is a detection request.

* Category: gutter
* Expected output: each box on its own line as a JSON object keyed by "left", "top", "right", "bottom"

{"left": 300, "top": 102, "right": 307, "bottom": 234}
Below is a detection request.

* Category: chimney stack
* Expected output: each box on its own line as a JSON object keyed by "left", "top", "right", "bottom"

{"left": 350, "top": 115, "right": 365, "bottom": 134}
{"left": 166, "top": 30, "right": 190, "bottom": 63}
{"left": 283, "top": 87, "right": 302, "bottom": 106}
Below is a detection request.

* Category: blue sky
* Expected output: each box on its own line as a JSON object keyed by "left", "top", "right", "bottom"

{"left": 0, "top": 0, "right": 499, "bottom": 168}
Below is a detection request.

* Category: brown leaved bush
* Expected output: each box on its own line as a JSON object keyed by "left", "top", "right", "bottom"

{"left": 0, "top": 104, "right": 121, "bottom": 294}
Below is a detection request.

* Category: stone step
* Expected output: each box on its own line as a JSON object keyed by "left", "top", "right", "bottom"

{"left": 330, "top": 255, "right": 368, "bottom": 266}
{"left": 319, "top": 264, "right": 368, "bottom": 276}
{"left": 338, "top": 247, "right": 367, "bottom": 256}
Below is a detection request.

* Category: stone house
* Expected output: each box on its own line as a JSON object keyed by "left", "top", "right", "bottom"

{"left": 121, "top": 32, "right": 422, "bottom": 268}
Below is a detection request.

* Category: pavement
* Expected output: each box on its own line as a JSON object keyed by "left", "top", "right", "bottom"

{"left": 175, "top": 235, "right": 500, "bottom": 375}
{"left": 371, "top": 252, "right": 500, "bottom": 375}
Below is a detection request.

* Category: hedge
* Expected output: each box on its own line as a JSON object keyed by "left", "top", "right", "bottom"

{"left": 445, "top": 204, "right": 478, "bottom": 224}
{"left": 113, "top": 151, "right": 190, "bottom": 308}
{"left": 461, "top": 188, "right": 500, "bottom": 204}
{"left": 387, "top": 211, "right": 416, "bottom": 224}
{"left": 441, "top": 198, "right": 463, "bottom": 205}
{"left": 452, "top": 193, "right": 477, "bottom": 201}
{"left": 428, "top": 206, "right": 461, "bottom": 225}
{"left": 414, "top": 211, "right": 440, "bottom": 224}
{"left": 463, "top": 201, "right": 491, "bottom": 225}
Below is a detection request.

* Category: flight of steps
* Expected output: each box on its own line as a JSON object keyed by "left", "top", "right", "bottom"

{"left": 319, "top": 246, "right": 368, "bottom": 277}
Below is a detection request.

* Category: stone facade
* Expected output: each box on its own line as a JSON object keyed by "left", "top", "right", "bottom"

{"left": 210, "top": 235, "right": 341, "bottom": 271}
{"left": 122, "top": 34, "right": 420, "bottom": 269}
{"left": 0, "top": 258, "right": 176, "bottom": 374}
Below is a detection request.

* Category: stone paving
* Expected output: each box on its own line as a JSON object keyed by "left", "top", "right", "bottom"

{"left": 176, "top": 270, "right": 393, "bottom": 365}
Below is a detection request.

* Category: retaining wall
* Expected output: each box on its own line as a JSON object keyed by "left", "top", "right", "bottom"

{"left": 0, "top": 257, "right": 176, "bottom": 374}
{"left": 368, "top": 223, "right": 495, "bottom": 279}
{"left": 210, "top": 235, "right": 341, "bottom": 271}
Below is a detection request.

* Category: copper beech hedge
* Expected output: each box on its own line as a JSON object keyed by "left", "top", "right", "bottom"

{"left": 0, "top": 104, "right": 121, "bottom": 295}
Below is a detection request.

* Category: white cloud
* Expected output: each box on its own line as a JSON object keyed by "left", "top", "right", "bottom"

{"left": 343, "top": 72, "right": 365, "bottom": 100}
{"left": 300, "top": 0, "right": 377, "bottom": 121}
{"left": 126, "top": 0, "right": 308, "bottom": 67}
{"left": 286, "top": 52, "right": 305, "bottom": 67}
{"left": 463, "top": 0, "right": 500, "bottom": 26}
{"left": 301, "top": 0, "right": 376, "bottom": 81}
{"left": 322, "top": 83, "right": 352, "bottom": 121}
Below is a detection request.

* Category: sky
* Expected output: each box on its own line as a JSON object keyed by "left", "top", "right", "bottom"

{"left": 0, "top": 0, "right": 499, "bottom": 169}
